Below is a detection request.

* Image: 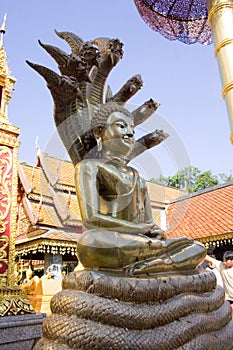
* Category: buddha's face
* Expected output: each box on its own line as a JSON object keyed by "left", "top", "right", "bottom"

{"left": 101, "top": 111, "right": 135, "bottom": 156}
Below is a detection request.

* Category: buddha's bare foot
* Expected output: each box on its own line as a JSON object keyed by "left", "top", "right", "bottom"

{"left": 123, "top": 254, "right": 173, "bottom": 276}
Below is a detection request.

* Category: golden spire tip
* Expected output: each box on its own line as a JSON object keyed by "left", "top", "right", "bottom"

{"left": 0, "top": 14, "right": 7, "bottom": 34}
{"left": 0, "top": 14, "right": 7, "bottom": 47}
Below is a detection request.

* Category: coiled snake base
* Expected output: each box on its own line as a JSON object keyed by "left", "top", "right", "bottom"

{"left": 34, "top": 268, "right": 233, "bottom": 350}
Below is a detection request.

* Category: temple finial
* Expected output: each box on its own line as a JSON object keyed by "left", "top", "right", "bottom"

{"left": 0, "top": 14, "right": 7, "bottom": 47}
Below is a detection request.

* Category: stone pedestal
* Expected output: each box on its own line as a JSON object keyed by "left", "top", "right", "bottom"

{"left": 34, "top": 269, "right": 233, "bottom": 349}
{"left": 0, "top": 313, "right": 46, "bottom": 350}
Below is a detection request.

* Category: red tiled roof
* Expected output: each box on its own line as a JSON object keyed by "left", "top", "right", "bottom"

{"left": 166, "top": 182, "right": 233, "bottom": 242}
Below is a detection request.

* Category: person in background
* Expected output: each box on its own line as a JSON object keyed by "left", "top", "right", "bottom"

{"left": 205, "top": 252, "right": 223, "bottom": 288}
{"left": 205, "top": 251, "right": 233, "bottom": 310}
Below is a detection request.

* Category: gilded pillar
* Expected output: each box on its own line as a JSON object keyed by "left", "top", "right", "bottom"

{"left": 0, "top": 123, "right": 20, "bottom": 288}
{"left": 0, "top": 24, "right": 34, "bottom": 316}
{"left": 208, "top": 0, "right": 233, "bottom": 143}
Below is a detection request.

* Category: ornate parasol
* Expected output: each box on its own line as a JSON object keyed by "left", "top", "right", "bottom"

{"left": 134, "top": 0, "right": 212, "bottom": 45}
{"left": 134, "top": 0, "right": 233, "bottom": 143}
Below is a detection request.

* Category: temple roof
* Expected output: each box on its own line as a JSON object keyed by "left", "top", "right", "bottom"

{"left": 18, "top": 152, "right": 82, "bottom": 227}
{"left": 166, "top": 182, "right": 233, "bottom": 244}
{"left": 16, "top": 151, "right": 83, "bottom": 256}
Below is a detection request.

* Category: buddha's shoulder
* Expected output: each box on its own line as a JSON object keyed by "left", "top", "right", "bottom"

{"left": 75, "top": 159, "right": 111, "bottom": 173}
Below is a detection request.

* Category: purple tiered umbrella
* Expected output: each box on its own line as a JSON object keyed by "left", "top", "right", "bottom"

{"left": 134, "top": 0, "right": 213, "bottom": 45}
{"left": 134, "top": 0, "right": 233, "bottom": 142}
{"left": 134, "top": 0, "right": 212, "bottom": 45}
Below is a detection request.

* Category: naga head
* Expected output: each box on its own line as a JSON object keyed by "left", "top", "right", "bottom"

{"left": 91, "top": 38, "right": 123, "bottom": 66}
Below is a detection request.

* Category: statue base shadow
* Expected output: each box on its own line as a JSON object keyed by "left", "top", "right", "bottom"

{"left": 33, "top": 268, "right": 233, "bottom": 350}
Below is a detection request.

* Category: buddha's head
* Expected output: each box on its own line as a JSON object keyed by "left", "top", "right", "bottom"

{"left": 91, "top": 103, "right": 135, "bottom": 158}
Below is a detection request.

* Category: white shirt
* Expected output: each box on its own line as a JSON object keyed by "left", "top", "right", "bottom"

{"left": 208, "top": 257, "right": 233, "bottom": 301}
{"left": 206, "top": 266, "right": 223, "bottom": 288}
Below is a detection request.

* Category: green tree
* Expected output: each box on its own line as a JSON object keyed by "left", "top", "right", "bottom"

{"left": 151, "top": 166, "right": 219, "bottom": 193}
{"left": 218, "top": 172, "right": 233, "bottom": 183}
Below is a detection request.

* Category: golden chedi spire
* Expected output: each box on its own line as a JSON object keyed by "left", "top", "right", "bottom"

{"left": 0, "top": 14, "right": 16, "bottom": 124}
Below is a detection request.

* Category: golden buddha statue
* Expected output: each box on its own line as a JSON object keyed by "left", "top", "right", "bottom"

{"left": 26, "top": 31, "right": 206, "bottom": 275}
{"left": 75, "top": 102, "right": 206, "bottom": 275}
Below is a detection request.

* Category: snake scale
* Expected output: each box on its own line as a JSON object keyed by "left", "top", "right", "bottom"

{"left": 33, "top": 269, "right": 233, "bottom": 350}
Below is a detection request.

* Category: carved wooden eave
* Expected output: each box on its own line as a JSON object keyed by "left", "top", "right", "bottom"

{"left": 16, "top": 230, "right": 79, "bottom": 258}
{"left": 199, "top": 232, "right": 233, "bottom": 247}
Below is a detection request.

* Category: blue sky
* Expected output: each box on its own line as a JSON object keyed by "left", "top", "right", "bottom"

{"left": 1, "top": 0, "right": 232, "bottom": 180}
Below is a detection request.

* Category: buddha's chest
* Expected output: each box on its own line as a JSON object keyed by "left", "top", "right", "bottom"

{"left": 97, "top": 164, "right": 146, "bottom": 206}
